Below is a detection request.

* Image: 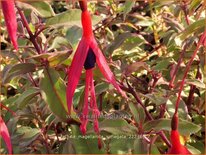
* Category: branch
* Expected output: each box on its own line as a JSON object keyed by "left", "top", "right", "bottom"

{"left": 17, "top": 7, "right": 42, "bottom": 54}
{"left": 120, "top": 82, "right": 171, "bottom": 147}
{"left": 79, "top": 0, "right": 87, "bottom": 12}
{"left": 174, "top": 31, "right": 206, "bottom": 115}
{"left": 169, "top": 42, "right": 188, "bottom": 88}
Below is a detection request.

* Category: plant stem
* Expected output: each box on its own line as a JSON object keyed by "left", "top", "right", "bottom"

{"left": 186, "top": 65, "right": 201, "bottom": 113}
{"left": 17, "top": 7, "right": 41, "bottom": 54}
{"left": 174, "top": 31, "right": 206, "bottom": 115}
{"left": 79, "top": 0, "right": 87, "bottom": 12}
{"left": 0, "top": 103, "right": 16, "bottom": 116}
{"left": 169, "top": 42, "right": 188, "bottom": 88}
{"left": 120, "top": 82, "right": 171, "bottom": 147}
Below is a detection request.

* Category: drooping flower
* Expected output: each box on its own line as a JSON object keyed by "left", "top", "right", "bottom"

{"left": 0, "top": 116, "right": 12, "bottom": 154}
{"left": 1, "top": 0, "right": 18, "bottom": 50}
{"left": 167, "top": 114, "right": 191, "bottom": 154}
{"left": 66, "top": 2, "right": 126, "bottom": 136}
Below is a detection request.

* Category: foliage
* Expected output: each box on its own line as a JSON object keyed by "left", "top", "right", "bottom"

{"left": 1, "top": 0, "right": 205, "bottom": 154}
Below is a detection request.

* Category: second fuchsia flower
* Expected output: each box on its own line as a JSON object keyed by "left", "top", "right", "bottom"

{"left": 1, "top": 0, "right": 18, "bottom": 50}
{"left": 167, "top": 114, "right": 191, "bottom": 154}
{"left": 0, "top": 116, "right": 12, "bottom": 154}
{"left": 66, "top": 4, "right": 126, "bottom": 136}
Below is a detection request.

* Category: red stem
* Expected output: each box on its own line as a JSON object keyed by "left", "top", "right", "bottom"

{"left": 174, "top": 31, "right": 206, "bottom": 115}
{"left": 120, "top": 82, "right": 171, "bottom": 147}
{"left": 17, "top": 7, "right": 42, "bottom": 54}
{"left": 0, "top": 103, "right": 16, "bottom": 116}
{"left": 169, "top": 42, "right": 188, "bottom": 88}
{"left": 79, "top": 0, "right": 88, "bottom": 12}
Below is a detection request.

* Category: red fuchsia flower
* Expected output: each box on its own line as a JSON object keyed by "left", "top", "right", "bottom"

{"left": 167, "top": 114, "right": 191, "bottom": 154}
{"left": 1, "top": 0, "right": 18, "bottom": 50}
{"left": 0, "top": 116, "right": 12, "bottom": 154}
{"left": 66, "top": 1, "right": 126, "bottom": 137}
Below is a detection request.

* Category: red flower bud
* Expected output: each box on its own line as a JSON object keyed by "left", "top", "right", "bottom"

{"left": 0, "top": 116, "right": 12, "bottom": 154}
{"left": 167, "top": 130, "right": 191, "bottom": 154}
{"left": 1, "top": 0, "right": 18, "bottom": 50}
{"left": 167, "top": 114, "right": 191, "bottom": 154}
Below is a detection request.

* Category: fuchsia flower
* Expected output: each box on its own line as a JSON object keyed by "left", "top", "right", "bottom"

{"left": 66, "top": 2, "right": 126, "bottom": 136}
{"left": 167, "top": 114, "right": 191, "bottom": 154}
{"left": 1, "top": 0, "right": 18, "bottom": 50}
{"left": 0, "top": 116, "right": 12, "bottom": 154}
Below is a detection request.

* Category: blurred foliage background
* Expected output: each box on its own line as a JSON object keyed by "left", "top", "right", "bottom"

{"left": 0, "top": 0, "right": 205, "bottom": 154}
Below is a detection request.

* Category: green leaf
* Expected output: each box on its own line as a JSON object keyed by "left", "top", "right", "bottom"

{"left": 66, "top": 26, "right": 82, "bottom": 49}
{"left": 177, "top": 19, "right": 205, "bottom": 41}
{"left": 123, "top": 0, "right": 135, "bottom": 18}
{"left": 46, "top": 9, "right": 101, "bottom": 28}
{"left": 110, "top": 138, "right": 134, "bottom": 154}
{"left": 150, "top": 144, "right": 160, "bottom": 154}
{"left": 187, "top": 144, "right": 201, "bottom": 154}
{"left": 105, "top": 33, "right": 132, "bottom": 55}
{"left": 70, "top": 125, "right": 106, "bottom": 154}
{"left": 99, "top": 119, "right": 136, "bottom": 135}
{"left": 48, "top": 51, "right": 71, "bottom": 67}
{"left": 133, "top": 138, "right": 148, "bottom": 154}
{"left": 140, "top": 91, "right": 168, "bottom": 106}
{"left": 136, "top": 20, "right": 154, "bottom": 27}
{"left": 40, "top": 68, "right": 78, "bottom": 122}
{"left": 16, "top": 87, "right": 40, "bottom": 109}
{"left": 185, "top": 79, "right": 205, "bottom": 89}
{"left": 2, "top": 63, "right": 36, "bottom": 84}
{"left": 123, "top": 62, "right": 149, "bottom": 76}
{"left": 16, "top": 126, "right": 40, "bottom": 147}
{"left": 62, "top": 139, "right": 76, "bottom": 154}
{"left": 189, "top": 0, "right": 202, "bottom": 12}
{"left": 18, "top": 1, "right": 55, "bottom": 18}
{"left": 153, "top": 58, "right": 172, "bottom": 71}
{"left": 143, "top": 118, "right": 201, "bottom": 135}
{"left": 48, "top": 37, "right": 70, "bottom": 51}
{"left": 95, "top": 82, "right": 111, "bottom": 95}
{"left": 128, "top": 102, "right": 140, "bottom": 123}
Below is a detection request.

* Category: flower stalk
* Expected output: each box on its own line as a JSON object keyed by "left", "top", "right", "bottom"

{"left": 66, "top": 0, "right": 126, "bottom": 142}
{"left": 1, "top": 0, "right": 18, "bottom": 50}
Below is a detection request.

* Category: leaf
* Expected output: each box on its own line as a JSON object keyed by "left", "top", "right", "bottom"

{"left": 187, "top": 144, "right": 201, "bottom": 154}
{"left": 95, "top": 82, "right": 111, "bottom": 95}
{"left": 128, "top": 102, "right": 140, "bottom": 123}
{"left": 185, "top": 79, "right": 205, "bottom": 88}
{"left": 17, "top": 1, "right": 55, "bottom": 18}
{"left": 143, "top": 118, "right": 201, "bottom": 135}
{"left": 124, "top": 62, "right": 149, "bottom": 76}
{"left": 16, "top": 87, "right": 40, "bottom": 109}
{"left": 2, "top": 63, "right": 36, "bottom": 84}
{"left": 66, "top": 26, "right": 82, "bottom": 49}
{"left": 98, "top": 119, "right": 136, "bottom": 135}
{"left": 48, "top": 51, "right": 71, "bottom": 67}
{"left": 48, "top": 37, "right": 70, "bottom": 51}
{"left": 62, "top": 139, "right": 76, "bottom": 154}
{"left": 189, "top": 0, "right": 202, "bottom": 12}
{"left": 123, "top": 0, "right": 135, "bottom": 18}
{"left": 16, "top": 126, "right": 40, "bottom": 147}
{"left": 105, "top": 32, "right": 132, "bottom": 54}
{"left": 46, "top": 9, "right": 101, "bottom": 27}
{"left": 166, "top": 97, "right": 189, "bottom": 119}
{"left": 133, "top": 138, "right": 148, "bottom": 154}
{"left": 70, "top": 125, "right": 106, "bottom": 154}
{"left": 140, "top": 92, "right": 168, "bottom": 106}
{"left": 177, "top": 19, "right": 205, "bottom": 41}
{"left": 136, "top": 20, "right": 154, "bottom": 27}
{"left": 153, "top": 58, "right": 172, "bottom": 71}
{"left": 40, "top": 68, "right": 78, "bottom": 122}
{"left": 110, "top": 138, "right": 134, "bottom": 154}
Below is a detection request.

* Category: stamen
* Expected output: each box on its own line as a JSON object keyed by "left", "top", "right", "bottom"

{"left": 84, "top": 48, "right": 96, "bottom": 70}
